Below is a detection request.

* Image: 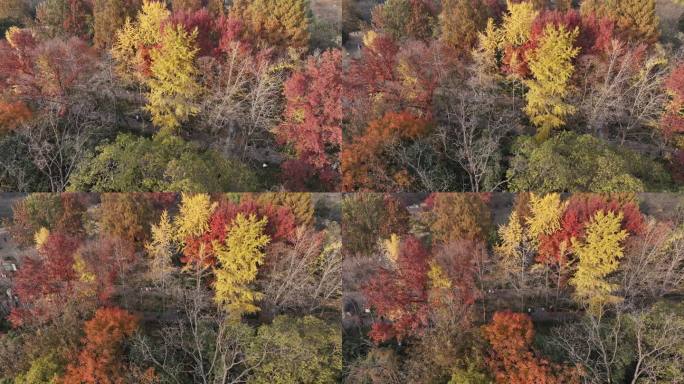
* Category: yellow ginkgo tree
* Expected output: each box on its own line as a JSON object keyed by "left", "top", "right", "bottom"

{"left": 112, "top": 0, "right": 170, "bottom": 83}
{"left": 524, "top": 24, "right": 580, "bottom": 141}
{"left": 146, "top": 24, "right": 201, "bottom": 134}
{"left": 112, "top": 0, "right": 201, "bottom": 133}
{"left": 213, "top": 213, "right": 271, "bottom": 319}
{"left": 570, "top": 210, "right": 629, "bottom": 315}
{"left": 174, "top": 193, "right": 216, "bottom": 242}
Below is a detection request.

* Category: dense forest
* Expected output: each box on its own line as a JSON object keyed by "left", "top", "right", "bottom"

{"left": 342, "top": 192, "right": 684, "bottom": 383}
{"left": 0, "top": 192, "right": 342, "bottom": 382}
{"left": 0, "top": 0, "right": 341, "bottom": 191}
{"left": 1, "top": 0, "right": 684, "bottom": 382}
{"left": 1, "top": 0, "right": 684, "bottom": 192}
{"left": 341, "top": 0, "right": 684, "bottom": 192}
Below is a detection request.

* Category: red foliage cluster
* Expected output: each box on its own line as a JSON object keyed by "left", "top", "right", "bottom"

{"left": 10, "top": 232, "right": 82, "bottom": 326}
{"left": 364, "top": 236, "right": 431, "bottom": 342}
{"left": 537, "top": 194, "right": 643, "bottom": 264}
{"left": 430, "top": 239, "right": 483, "bottom": 313}
{"left": 530, "top": 10, "right": 614, "bottom": 55}
{"left": 168, "top": 8, "right": 218, "bottom": 57}
{"left": 482, "top": 311, "right": 580, "bottom": 384}
{"left": 182, "top": 197, "right": 296, "bottom": 267}
{"left": 503, "top": 9, "right": 615, "bottom": 77}
{"left": 62, "top": 307, "right": 139, "bottom": 384}
{"left": 345, "top": 37, "right": 454, "bottom": 123}
{"left": 661, "top": 63, "right": 684, "bottom": 138}
{"left": 167, "top": 9, "right": 258, "bottom": 58}
{"left": 277, "top": 49, "right": 343, "bottom": 190}
{"left": 0, "top": 30, "right": 96, "bottom": 111}
{"left": 341, "top": 111, "right": 431, "bottom": 191}
{"left": 78, "top": 238, "right": 137, "bottom": 301}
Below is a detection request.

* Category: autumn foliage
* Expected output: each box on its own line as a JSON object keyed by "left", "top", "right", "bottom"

{"left": 10, "top": 232, "right": 81, "bottom": 326}
{"left": 181, "top": 196, "right": 296, "bottom": 268}
{"left": 363, "top": 236, "right": 432, "bottom": 342}
{"left": 278, "top": 49, "right": 343, "bottom": 190}
{"left": 482, "top": 311, "right": 580, "bottom": 384}
{"left": 342, "top": 111, "right": 431, "bottom": 191}
{"left": 62, "top": 307, "right": 139, "bottom": 384}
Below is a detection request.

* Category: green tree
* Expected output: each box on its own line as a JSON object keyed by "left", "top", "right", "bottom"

{"left": 524, "top": 24, "right": 580, "bottom": 141}
{"left": 213, "top": 213, "right": 270, "bottom": 318}
{"left": 67, "top": 134, "right": 259, "bottom": 192}
{"left": 14, "top": 353, "right": 64, "bottom": 384}
{"left": 248, "top": 315, "right": 342, "bottom": 384}
{"left": 507, "top": 132, "right": 673, "bottom": 193}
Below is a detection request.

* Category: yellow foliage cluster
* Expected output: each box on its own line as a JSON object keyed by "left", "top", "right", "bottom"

{"left": 570, "top": 210, "right": 629, "bottom": 315}
{"left": 72, "top": 252, "right": 96, "bottom": 283}
{"left": 146, "top": 25, "right": 201, "bottom": 133}
{"left": 112, "top": 1, "right": 200, "bottom": 133}
{"left": 112, "top": 0, "right": 170, "bottom": 82}
{"left": 146, "top": 210, "right": 176, "bottom": 281}
{"left": 524, "top": 24, "right": 580, "bottom": 141}
{"left": 256, "top": 192, "right": 314, "bottom": 227}
{"left": 33, "top": 227, "right": 50, "bottom": 249}
{"left": 213, "top": 213, "right": 271, "bottom": 318}
{"left": 427, "top": 260, "right": 452, "bottom": 289}
{"left": 383, "top": 233, "right": 401, "bottom": 264}
{"left": 501, "top": 0, "right": 538, "bottom": 46}
{"left": 175, "top": 193, "right": 216, "bottom": 241}
{"left": 496, "top": 210, "right": 526, "bottom": 262}
{"left": 526, "top": 193, "right": 564, "bottom": 240}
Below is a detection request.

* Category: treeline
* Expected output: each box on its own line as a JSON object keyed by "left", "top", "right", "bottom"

{"left": 3, "top": 0, "right": 684, "bottom": 193}
{"left": 0, "top": 192, "right": 342, "bottom": 383}
{"left": 341, "top": 0, "right": 684, "bottom": 192}
{"left": 342, "top": 193, "right": 684, "bottom": 383}
{"left": 0, "top": 0, "right": 341, "bottom": 192}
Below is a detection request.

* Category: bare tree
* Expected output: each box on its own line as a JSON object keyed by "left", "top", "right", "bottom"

{"left": 626, "top": 304, "right": 684, "bottom": 384}
{"left": 619, "top": 218, "right": 684, "bottom": 305}
{"left": 575, "top": 41, "right": 668, "bottom": 146}
{"left": 551, "top": 312, "right": 631, "bottom": 384}
{"left": 20, "top": 102, "right": 95, "bottom": 192}
{"left": 435, "top": 67, "right": 517, "bottom": 192}
{"left": 259, "top": 226, "right": 341, "bottom": 318}
{"left": 199, "top": 45, "right": 283, "bottom": 164}
{"left": 134, "top": 268, "right": 268, "bottom": 384}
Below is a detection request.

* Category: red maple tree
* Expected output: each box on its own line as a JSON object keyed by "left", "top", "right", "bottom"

{"left": 62, "top": 307, "right": 139, "bottom": 384}
{"left": 482, "top": 311, "right": 580, "bottom": 384}
{"left": 277, "top": 49, "right": 343, "bottom": 190}
{"left": 364, "top": 235, "right": 431, "bottom": 342}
